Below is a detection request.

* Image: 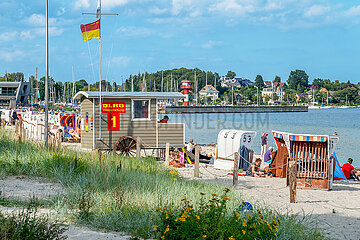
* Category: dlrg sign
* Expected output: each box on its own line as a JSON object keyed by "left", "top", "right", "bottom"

{"left": 101, "top": 102, "right": 126, "bottom": 131}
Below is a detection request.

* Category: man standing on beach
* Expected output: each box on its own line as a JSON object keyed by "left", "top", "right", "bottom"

{"left": 261, "top": 132, "right": 268, "bottom": 156}
{"left": 342, "top": 158, "right": 360, "bottom": 180}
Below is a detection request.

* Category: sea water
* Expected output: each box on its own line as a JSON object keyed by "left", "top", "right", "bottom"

{"left": 163, "top": 108, "right": 360, "bottom": 167}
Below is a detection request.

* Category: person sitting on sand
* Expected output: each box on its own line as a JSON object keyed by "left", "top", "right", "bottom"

{"left": 186, "top": 139, "right": 194, "bottom": 152}
{"left": 246, "top": 158, "right": 265, "bottom": 177}
{"left": 263, "top": 147, "right": 273, "bottom": 163}
{"left": 342, "top": 158, "right": 360, "bottom": 180}
{"left": 159, "top": 115, "right": 169, "bottom": 123}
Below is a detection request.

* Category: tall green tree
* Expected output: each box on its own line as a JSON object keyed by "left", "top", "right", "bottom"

{"left": 312, "top": 78, "right": 325, "bottom": 89}
{"left": 287, "top": 70, "right": 309, "bottom": 92}
{"left": 254, "top": 75, "right": 265, "bottom": 89}
{"left": 273, "top": 75, "right": 281, "bottom": 83}
{"left": 225, "top": 71, "right": 236, "bottom": 79}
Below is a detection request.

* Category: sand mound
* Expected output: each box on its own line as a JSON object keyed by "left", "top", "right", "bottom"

{"left": 0, "top": 176, "right": 63, "bottom": 200}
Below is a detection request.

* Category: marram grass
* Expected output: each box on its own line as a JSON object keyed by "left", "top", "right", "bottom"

{"left": 0, "top": 130, "right": 326, "bottom": 239}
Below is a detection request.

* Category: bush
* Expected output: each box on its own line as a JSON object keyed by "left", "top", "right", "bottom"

{"left": 0, "top": 208, "right": 68, "bottom": 240}
{"left": 153, "top": 188, "right": 279, "bottom": 240}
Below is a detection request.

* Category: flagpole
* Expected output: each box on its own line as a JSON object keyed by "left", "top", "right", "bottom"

{"left": 98, "top": 0, "right": 102, "bottom": 142}
{"left": 44, "top": 0, "right": 49, "bottom": 148}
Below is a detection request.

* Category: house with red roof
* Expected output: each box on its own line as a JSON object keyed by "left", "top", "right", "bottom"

{"left": 199, "top": 85, "right": 219, "bottom": 99}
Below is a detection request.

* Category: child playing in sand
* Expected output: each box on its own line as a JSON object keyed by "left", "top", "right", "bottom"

{"left": 246, "top": 158, "right": 265, "bottom": 177}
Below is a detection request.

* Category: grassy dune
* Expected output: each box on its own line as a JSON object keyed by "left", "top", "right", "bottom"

{"left": 0, "top": 130, "right": 326, "bottom": 239}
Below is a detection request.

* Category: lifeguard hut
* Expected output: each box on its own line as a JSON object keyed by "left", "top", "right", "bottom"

{"left": 272, "top": 131, "right": 339, "bottom": 190}
{"left": 214, "top": 130, "right": 256, "bottom": 170}
{"left": 73, "top": 91, "right": 185, "bottom": 154}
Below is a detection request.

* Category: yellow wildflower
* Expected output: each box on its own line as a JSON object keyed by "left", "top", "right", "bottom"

{"left": 166, "top": 214, "right": 169, "bottom": 219}
{"left": 235, "top": 212, "right": 241, "bottom": 217}
{"left": 196, "top": 215, "right": 200, "bottom": 220}
{"left": 242, "top": 222, "right": 247, "bottom": 227}
{"left": 164, "top": 225, "right": 170, "bottom": 234}
{"left": 152, "top": 225, "right": 157, "bottom": 231}
{"left": 161, "top": 236, "right": 165, "bottom": 240}
{"left": 202, "top": 235, "right": 207, "bottom": 238}
{"left": 224, "top": 197, "right": 231, "bottom": 201}
{"left": 174, "top": 178, "right": 178, "bottom": 181}
{"left": 242, "top": 230, "right": 246, "bottom": 235}
{"left": 229, "top": 236, "right": 235, "bottom": 240}
{"left": 211, "top": 193, "right": 218, "bottom": 197}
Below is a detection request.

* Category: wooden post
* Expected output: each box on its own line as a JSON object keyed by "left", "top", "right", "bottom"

{"left": 165, "top": 143, "right": 170, "bottom": 166}
{"left": 233, "top": 152, "right": 239, "bottom": 186}
{"left": 98, "top": 150, "right": 102, "bottom": 165}
{"left": 249, "top": 149, "right": 254, "bottom": 164}
{"left": 136, "top": 137, "right": 142, "bottom": 158}
{"left": 289, "top": 160, "right": 297, "bottom": 203}
{"left": 194, "top": 145, "right": 199, "bottom": 178}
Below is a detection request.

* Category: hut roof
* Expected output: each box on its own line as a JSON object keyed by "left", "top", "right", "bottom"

{"left": 73, "top": 91, "right": 185, "bottom": 100}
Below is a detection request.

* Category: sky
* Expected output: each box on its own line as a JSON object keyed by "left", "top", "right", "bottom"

{"left": 1, "top": 0, "right": 360, "bottom": 85}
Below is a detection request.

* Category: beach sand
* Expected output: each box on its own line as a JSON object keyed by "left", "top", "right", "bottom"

{"left": 177, "top": 163, "right": 360, "bottom": 240}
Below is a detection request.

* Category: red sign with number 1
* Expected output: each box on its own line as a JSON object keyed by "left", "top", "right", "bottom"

{"left": 107, "top": 112, "right": 120, "bottom": 131}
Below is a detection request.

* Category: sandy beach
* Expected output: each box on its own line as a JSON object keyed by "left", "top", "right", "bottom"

{"left": 177, "top": 163, "right": 360, "bottom": 240}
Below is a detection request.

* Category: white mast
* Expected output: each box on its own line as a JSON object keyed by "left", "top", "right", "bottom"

{"left": 170, "top": 72, "right": 173, "bottom": 92}
{"left": 72, "top": 65, "right": 75, "bottom": 105}
{"left": 161, "top": 71, "right": 164, "bottom": 92}
{"left": 195, "top": 69, "right": 197, "bottom": 105}
{"left": 131, "top": 76, "right": 134, "bottom": 92}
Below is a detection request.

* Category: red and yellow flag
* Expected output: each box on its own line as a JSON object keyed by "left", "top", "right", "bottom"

{"left": 80, "top": 19, "right": 100, "bottom": 41}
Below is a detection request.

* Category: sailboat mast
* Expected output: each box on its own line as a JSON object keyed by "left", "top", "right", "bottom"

{"left": 194, "top": 69, "right": 197, "bottom": 105}
{"left": 161, "top": 71, "right": 164, "bottom": 92}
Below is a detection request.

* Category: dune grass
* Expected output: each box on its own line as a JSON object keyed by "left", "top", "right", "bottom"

{"left": 0, "top": 130, "right": 326, "bottom": 239}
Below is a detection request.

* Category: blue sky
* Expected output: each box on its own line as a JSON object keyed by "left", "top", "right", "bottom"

{"left": 1, "top": 0, "right": 360, "bottom": 85}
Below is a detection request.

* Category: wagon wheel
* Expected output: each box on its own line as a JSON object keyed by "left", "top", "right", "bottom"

{"left": 113, "top": 136, "right": 137, "bottom": 157}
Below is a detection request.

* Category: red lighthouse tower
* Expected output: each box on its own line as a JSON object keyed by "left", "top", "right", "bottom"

{"left": 180, "top": 80, "right": 192, "bottom": 106}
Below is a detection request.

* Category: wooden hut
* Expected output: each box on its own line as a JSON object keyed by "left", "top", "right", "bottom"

{"left": 74, "top": 91, "right": 185, "bottom": 153}
{"left": 271, "top": 131, "right": 339, "bottom": 190}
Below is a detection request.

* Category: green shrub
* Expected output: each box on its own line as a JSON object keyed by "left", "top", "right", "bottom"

{"left": 0, "top": 208, "right": 68, "bottom": 240}
{"left": 153, "top": 188, "right": 279, "bottom": 240}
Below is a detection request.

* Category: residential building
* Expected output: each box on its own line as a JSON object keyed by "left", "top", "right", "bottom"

{"left": 220, "top": 76, "right": 253, "bottom": 88}
{"left": 295, "top": 93, "right": 310, "bottom": 102}
{"left": 261, "top": 82, "right": 285, "bottom": 104}
{"left": 0, "top": 81, "right": 31, "bottom": 108}
{"left": 199, "top": 85, "right": 219, "bottom": 99}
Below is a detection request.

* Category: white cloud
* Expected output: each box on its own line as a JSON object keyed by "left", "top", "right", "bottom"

{"left": 20, "top": 30, "right": 34, "bottom": 40}
{"left": 74, "top": 0, "right": 129, "bottom": 10}
{"left": 112, "top": 56, "right": 131, "bottom": 67}
{"left": 209, "top": 0, "right": 258, "bottom": 16}
{"left": 149, "top": 6, "right": 168, "bottom": 15}
{"left": 304, "top": 5, "right": 331, "bottom": 18}
{"left": 74, "top": 0, "right": 91, "bottom": 9}
{"left": 116, "top": 26, "right": 151, "bottom": 38}
{"left": 344, "top": 5, "right": 360, "bottom": 17}
{"left": 201, "top": 40, "right": 224, "bottom": 49}
{"left": 0, "top": 32, "right": 17, "bottom": 42}
{"left": 27, "top": 14, "right": 57, "bottom": 26}
{"left": 0, "top": 50, "right": 23, "bottom": 62}
{"left": 57, "top": 7, "right": 66, "bottom": 16}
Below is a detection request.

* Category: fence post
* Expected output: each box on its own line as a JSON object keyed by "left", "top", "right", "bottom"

{"left": 289, "top": 160, "right": 297, "bottom": 203}
{"left": 233, "top": 152, "right": 239, "bottom": 186}
{"left": 136, "top": 137, "right": 142, "bottom": 158}
{"left": 194, "top": 145, "right": 200, "bottom": 178}
{"left": 165, "top": 143, "right": 170, "bottom": 166}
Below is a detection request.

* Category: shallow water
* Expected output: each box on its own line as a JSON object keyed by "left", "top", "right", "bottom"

{"left": 164, "top": 108, "right": 360, "bottom": 167}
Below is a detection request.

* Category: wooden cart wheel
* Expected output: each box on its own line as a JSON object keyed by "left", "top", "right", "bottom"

{"left": 113, "top": 136, "right": 137, "bottom": 157}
